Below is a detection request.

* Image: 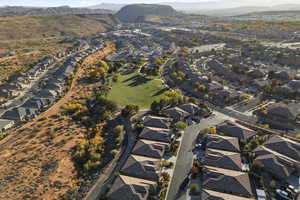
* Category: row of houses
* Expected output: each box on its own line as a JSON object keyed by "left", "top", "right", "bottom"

{"left": 256, "top": 102, "right": 300, "bottom": 131}
{"left": 107, "top": 103, "right": 204, "bottom": 199}
{"left": 199, "top": 121, "right": 259, "bottom": 199}
{"left": 0, "top": 56, "right": 56, "bottom": 103}
{"left": 107, "top": 115, "right": 172, "bottom": 200}
{"left": 253, "top": 135, "right": 300, "bottom": 180}
{"left": 0, "top": 42, "right": 103, "bottom": 132}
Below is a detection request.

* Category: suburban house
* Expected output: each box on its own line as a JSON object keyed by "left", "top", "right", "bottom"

{"left": 131, "top": 139, "right": 169, "bottom": 159}
{"left": 206, "top": 135, "right": 241, "bottom": 153}
{"left": 203, "top": 166, "right": 253, "bottom": 198}
{"left": 210, "top": 89, "right": 241, "bottom": 106}
{"left": 257, "top": 103, "right": 300, "bottom": 130}
{"left": 107, "top": 175, "right": 157, "bottom": 200}
{"left": 272, "top": 70, "right": 292, "bottom": 81}
{"left": 217, "top": 121, "right": 257, "bottom": 141}
{"left": 139, "top": 127, "right": 171, "bottom": 143}
{"left": 0, "top": 119, "right": 14, "bottom": 131}
{"left": 254, "top": 146, "right": 298, "bottom": 180}
{"left": 21, "top": 99, "right": 43, "bottom": 111}
{"left": 263, "top": 136, "right": 300, "bottom": 162}
{"left": 163, "top": 107, "right": 190, "bottom": 122}
{"left": 120, "top": 155, "right": 161, "bottom": 182}
{"left": 1, "top": 107, "right": 27, "bottom": 121}
{"left": 247, "top": 69, "right": 265, "bottom": 78}
{"left": 201, "top": 189, "right": 255, "bottom": 200}
{"left": 253, "top": 136, "right": 300, "bottom": 179}
{"left": 142, "top": 116, "right": 171, "bottom": 129}
{"left": 289, "top": 80, "right": 300, "bottom": 94}
{"left": 203, "top": 148, "right": 243, "bottom": 171}
{"left": 178, "top": 103, "right": 201, "bottom": 115}
{"left": 37, "top": 89, "right": 58, "bottom": 98}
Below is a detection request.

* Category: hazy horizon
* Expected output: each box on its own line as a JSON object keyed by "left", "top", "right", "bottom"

{"left": 1, "top": 0, "right": 300, "bottom": 8}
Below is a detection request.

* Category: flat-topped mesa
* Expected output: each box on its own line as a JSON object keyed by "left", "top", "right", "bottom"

{"left": 115, "top": 4, "right": 177, "bottom": 22}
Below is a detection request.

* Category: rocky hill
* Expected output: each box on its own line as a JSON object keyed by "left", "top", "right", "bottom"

{"left": 115, "top": 4, "right": 177, "bottom": 22}
{"left": 0, "top": 6, "right": 112, "bottom": 16}
{"left": 0, "top": 14, "right": 118, "bottom": 41}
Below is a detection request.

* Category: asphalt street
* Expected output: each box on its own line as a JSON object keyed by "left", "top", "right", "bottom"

{"left": 166, "top": 111, "right": 234, "bottom": 200}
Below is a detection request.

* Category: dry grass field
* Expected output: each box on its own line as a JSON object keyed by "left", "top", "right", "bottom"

{"left": 0, "top": 43, "right": 115, "bottom": 200}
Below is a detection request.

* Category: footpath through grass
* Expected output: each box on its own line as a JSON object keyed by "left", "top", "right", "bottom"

{"left": 107, "top": 71, "right": 168, "bottom": 109}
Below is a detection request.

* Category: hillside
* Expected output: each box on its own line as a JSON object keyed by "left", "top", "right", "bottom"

{"left": 232, "top": 10, "right": 300, "bottom": 20}
{"left": 0, "top": 14, "right": 118, "bottom": 41}
{"left": 115, "top": 4, "right": 177, "bottom": 22}
{"left": 0, "top": 43, "right": 116, "bottom": 200}
{"left": 0, "top": 14, "right": 118, "bottom": 85}
{"left": 0, "top": 6, "right": 112, "bottom": 16}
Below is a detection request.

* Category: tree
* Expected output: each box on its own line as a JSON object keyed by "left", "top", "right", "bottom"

{"left": 114, "top": 125, "right": 124, "bottom": 137}
{"left": 151, "top": 100, "right": 162, "bottom": 114}
{"left": 210, "top": 126, "right": 217, "bottom": 134}
{"left": 175, "top": 121, "right": 187, "bottom": 131}
{"left": 112, "top": 73, "right": 119, "bottom": 82}
{"left": 121, "top": 104, "right": 139, "bottom": 118}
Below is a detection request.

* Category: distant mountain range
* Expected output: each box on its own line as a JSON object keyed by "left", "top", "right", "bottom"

{"left": 0, "top": 6, "right": 112, "bottom": 16}
{"left": 89, "top": 2, "right": 300, "bottom": 17}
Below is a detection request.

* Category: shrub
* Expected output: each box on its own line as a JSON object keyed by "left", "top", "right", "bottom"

{"left": 121, "top": 104, "right": 139, "bottom": 118}
{"left": 161, "top": 160, "right": 173, "bottom": 168}
{"left": 62, "top": 103, "right": 83, "bottom": 115}
{"left": 175, "top": 121, "right": 187, "bottom": 131}
{"left": 111, "top": 149, "right": 119, "bottom": 157}
{"left": 161, "top": 172, "right": 170, "bottom": 183}
{"left": 190, "top": 184, "right": 199, "bottom": 195}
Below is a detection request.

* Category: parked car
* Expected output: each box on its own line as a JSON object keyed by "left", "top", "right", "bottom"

{"left": 276, "top": 189, "right": 293, "bottom": 200}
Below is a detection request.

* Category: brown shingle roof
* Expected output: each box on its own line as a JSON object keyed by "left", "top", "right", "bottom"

{"left": 203, "top": 148, "right": 242, "bottom": 171}
{"left": 143, "top": 116, "right": 171, "bottom": 129}
{"left": 121, "top": 155, "right": 161, "bottom": 181}
{"left": 107, "top": 175, "right": 156, "bottom": 200}
{"left": 139, "top": 127, "right": 171, "bottom": 143}
{"left": 217, "top": 121, "right": 257, "bottom": 141}
{"left": 206, "top": 135, "right": 240, "bottom": 152}
{"left": 132, "top": 139, "right": 169, "bottom": 159}
{"left": 203, "top": 166, "right": 253, "bottom": 197}
{"left": 254, "top": 146, "right": 298, "bottom": 179}
{"left": 202, "top": 189, "right": 255, "bottom": 200}
{"left": 163, "top": 107, "right": 190, "bottom": 121}
{"left": 178, "top": 103, "right": 200, "bottom": 115}
{"left": 263, "top": 135, "right": 300, "bottom": 161}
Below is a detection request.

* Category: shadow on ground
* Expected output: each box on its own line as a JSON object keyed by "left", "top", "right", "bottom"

{"left": 123, "top": 75, "right": 151, "bottom": 87}
{"left": 152, "top": 88, "right": 169, "bottom": 97}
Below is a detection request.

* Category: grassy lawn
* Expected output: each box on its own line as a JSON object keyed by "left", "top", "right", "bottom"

{"left": 107, "top": 71, "right": 168, "bottom": 109}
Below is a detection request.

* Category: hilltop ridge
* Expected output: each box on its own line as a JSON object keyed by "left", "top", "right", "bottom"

{"left": 115, "top": 4, "right": 177, "bottom": 22}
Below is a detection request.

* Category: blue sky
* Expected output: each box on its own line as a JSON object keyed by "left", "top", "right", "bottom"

{"left": 0, "top": 0, "right": 295, "bottom": 7}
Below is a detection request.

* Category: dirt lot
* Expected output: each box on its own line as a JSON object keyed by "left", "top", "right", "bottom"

{"left": 0, "top": 42, "right": 115, "bottom": 200}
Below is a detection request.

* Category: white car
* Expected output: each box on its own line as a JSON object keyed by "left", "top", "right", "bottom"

{"left": 276, "top": 189, "right": 293, "bottom": 200}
